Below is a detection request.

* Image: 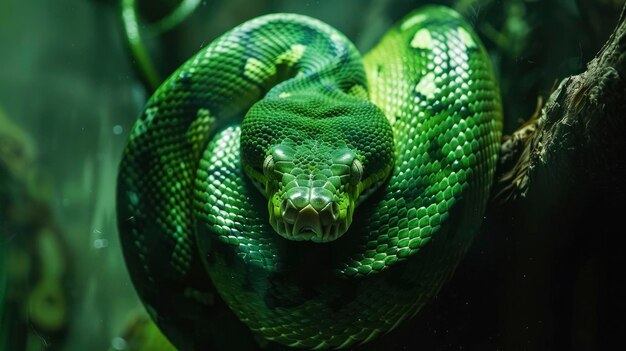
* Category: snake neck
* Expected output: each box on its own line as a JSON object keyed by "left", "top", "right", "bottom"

{"left": 234, "top": 23, "right": 394, "bottom": 242}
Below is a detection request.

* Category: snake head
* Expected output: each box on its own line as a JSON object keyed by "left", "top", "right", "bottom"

{"left": 258, "top": 143, "right": 365, "bottom": 243}
{"left": 240, "top": 93, "right": 395, "bottom": 243}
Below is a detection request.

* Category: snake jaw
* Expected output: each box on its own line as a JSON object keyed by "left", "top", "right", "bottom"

{"left": 269, "top": 193, "right": 353, "bottom": 243}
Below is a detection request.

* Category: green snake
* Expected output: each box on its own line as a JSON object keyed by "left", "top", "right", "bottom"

{"left": 117, "top": 6, "right": 502, "bottom": 350}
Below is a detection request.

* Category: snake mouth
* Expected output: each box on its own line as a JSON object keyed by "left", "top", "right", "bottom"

{"left": 270, "top": 202, "right": 351, "bottom": 243}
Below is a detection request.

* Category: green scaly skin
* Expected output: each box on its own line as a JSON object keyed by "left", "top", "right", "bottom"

{"left": 117, "top": 6, "right": 502, "bottom": 350}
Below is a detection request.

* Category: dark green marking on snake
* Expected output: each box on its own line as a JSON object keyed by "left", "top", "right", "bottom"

{"left": 117, "top": 6, "right": 502, "bottom": 350}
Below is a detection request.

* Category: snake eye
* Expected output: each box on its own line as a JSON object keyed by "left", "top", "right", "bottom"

{"left": 263, "top": 155, "right": 275, "bottom": 178}
{"left": 350, "top": 159, "right": 363, "bottom": 185}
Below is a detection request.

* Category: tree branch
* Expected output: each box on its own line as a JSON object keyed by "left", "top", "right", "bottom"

{"left": 495, "top": 4, "right": 626, "bottom": 204}
{"left": 480, "top": 4, "right": 626, "bottom": 348}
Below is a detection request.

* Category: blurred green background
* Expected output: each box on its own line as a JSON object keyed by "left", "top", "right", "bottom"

{"left": 1, "top": 0, "right": 623, "bottom": 350}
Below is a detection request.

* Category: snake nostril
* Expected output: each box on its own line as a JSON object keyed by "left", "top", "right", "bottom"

{"left": 320, "top": 201, "right": 340, "bottom": 225}
{"left": 281, "top": 199, "right": 298, "bottom": 224}
{"left": 319, "top": 208, "right": 333, "bottom": 226}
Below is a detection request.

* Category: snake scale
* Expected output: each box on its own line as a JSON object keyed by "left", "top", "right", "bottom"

{"left": 117, "top": 6, "right": 502, "bottom": 350}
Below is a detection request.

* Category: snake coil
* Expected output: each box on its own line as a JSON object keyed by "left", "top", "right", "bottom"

{"left": 117, "top": 6, "right": 502, "bottom": 350}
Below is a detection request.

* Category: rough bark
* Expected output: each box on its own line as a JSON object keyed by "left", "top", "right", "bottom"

{"left": 482, "top": 4, "right": 626, "bottom": 349}
{"left": 495, "top": 5, "right": 626, "bottom": 204}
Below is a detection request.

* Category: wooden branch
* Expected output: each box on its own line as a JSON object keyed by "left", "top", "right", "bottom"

{"left": 480, "top": 5, "right": 626, "bottom": 348}
{"left": 494, "top": 4, "right": 626, "bottom": 205}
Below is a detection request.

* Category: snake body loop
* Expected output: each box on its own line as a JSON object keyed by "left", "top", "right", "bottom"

{"left": 117, "top": 6, "right": 502, "bottom": 350}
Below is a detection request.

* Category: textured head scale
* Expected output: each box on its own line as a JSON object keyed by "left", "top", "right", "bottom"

{"left": 241, "top": 92, "right": 394, "bottom": 243}
{"left": 260, "top": 141, "right": 363, "bottom": 242}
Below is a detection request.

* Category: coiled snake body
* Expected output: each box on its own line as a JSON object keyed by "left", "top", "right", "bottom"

{"left": 117, "top": 6, "right": 502, "bottom": 350}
